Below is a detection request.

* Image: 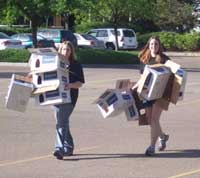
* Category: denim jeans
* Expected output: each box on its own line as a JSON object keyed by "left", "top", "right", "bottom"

{"left": 54, "top": 103, "right": 74, "bottom": 153}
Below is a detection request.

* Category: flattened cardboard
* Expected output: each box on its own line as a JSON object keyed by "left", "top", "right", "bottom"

{"left": 32, "top": 81, "right": 59, "bottom": 94}
{"left": 115, "top": 79, "right": 131, "bottom": 90}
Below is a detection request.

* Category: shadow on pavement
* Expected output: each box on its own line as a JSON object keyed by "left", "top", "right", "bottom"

{"left": 184, "top": 68, "right": 200, "bottom": 73}
{"left": 0, "top": 72, "right": 27, "bottom": 78}
{"left": 63, "top": 149, "right": 200, "bottom": 161}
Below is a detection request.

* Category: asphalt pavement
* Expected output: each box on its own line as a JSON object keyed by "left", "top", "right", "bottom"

{"left": 0, "top": 54, "right": 200, "bottom": 178}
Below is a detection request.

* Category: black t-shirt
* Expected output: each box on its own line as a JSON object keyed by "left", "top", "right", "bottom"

{"left": 68, "top": 60, "right": 85, "bottom": 106}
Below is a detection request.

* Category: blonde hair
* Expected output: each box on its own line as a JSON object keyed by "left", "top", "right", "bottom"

{"left": 58, "top": 41, "right": 76, "bottom": 62}
{"left": 138, "top": 36, "right": 164, "bottom": 64}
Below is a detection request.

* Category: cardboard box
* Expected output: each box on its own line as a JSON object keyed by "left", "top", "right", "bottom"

{"left": 32, "top": 69, "right": 69, "bottom": 89}
{"left": 124, "top": 103, "right": 139, "bottom": 121}
{"left": 28, "top": 48, "right": 69, "bottom": 73}
{"left": 34, "top": 81, "right": 71, "bottom": 106}
{"left": 137, "top": 65, "right": 171, "bottom": 101}
{"left": 115, "top": 79, "right": 131, "bottom": 90}
{"left": 95, "top": 89, "right": 134, "bottom": 118}
{"left": 5, "top": 74, "right": 33, "bottom": 112}
{"left": 163, "top": 61, "right": 187, "bottom": 104}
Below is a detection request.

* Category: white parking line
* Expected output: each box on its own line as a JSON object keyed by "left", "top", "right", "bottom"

{"left": 0, "top": 145, "right": 101, "bottom": 168}
{"left": 169, "top": 169, "right": 200, "bottom": 178}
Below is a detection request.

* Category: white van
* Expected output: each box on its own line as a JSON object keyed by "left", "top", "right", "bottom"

{"left": 87, "top": 28, "right": 138, "bottom": 50}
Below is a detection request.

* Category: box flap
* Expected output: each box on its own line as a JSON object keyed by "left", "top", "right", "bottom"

{"left": 115, "top": 79, "right": 131, "bottom": 90}
{"left": 14, "top": 74, "right": 32, "bottom": 84}
{"left": 165, "top": 60, "right": 180, "bottom": 73}
{"left": 32, "top": 82, "right": 59, "bottom": 94}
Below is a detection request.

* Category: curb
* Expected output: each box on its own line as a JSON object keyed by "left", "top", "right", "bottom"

{"left": 0, "top": 62, "right": 29, "bottom": 67}
{"left": 164, "top": 52, "right": 200, "bottom": 57}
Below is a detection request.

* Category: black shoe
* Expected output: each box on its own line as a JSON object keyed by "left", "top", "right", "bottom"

{"left": 53, "top": 149, "right": 64, "bottom": 160}
{"left": 64, "top": 147, "right": 73, "bottom": 156}
{"left": 145, "top": 146, "right": 155, "bottom": 156}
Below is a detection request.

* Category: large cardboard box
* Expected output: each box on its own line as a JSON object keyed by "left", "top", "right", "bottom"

{"left": 137, "top": 65, "right": 171, "bottom": 101}
{"left": 28, "top": 48, "right": 69, "bottom": 73}
{"left": 95, "top": 89, "right": 134, "bottom": 118}
{"left": 5, "top": 74, "right": 33, "bottom": 112}
{"left": 34, "top": 81, "right": 71, "bottom": 106}
{"left": 32, "top": 69, "right": 69, "bottom": 89}
{"left": 163, "top": 60, "right": 187, "bottom": 104}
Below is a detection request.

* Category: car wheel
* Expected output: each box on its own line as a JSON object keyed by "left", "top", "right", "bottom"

{"left": 106, "top": 43, "right": 115, "bottom": 50}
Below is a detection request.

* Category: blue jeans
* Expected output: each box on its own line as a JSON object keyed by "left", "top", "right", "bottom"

{"left": 54, "top": 103, "right": 74, "bottom": 153}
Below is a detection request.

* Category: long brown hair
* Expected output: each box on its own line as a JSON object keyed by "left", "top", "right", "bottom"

{"left": 138, "top": 36, "right": 165, "bottom": 64}
{"left": 58, "top": 41, "right": 76, "bottom": 62}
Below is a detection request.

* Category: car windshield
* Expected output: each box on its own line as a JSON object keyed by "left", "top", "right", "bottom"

{"left": 123, "top": 30, "right": 135, "bottom": 37}
{"left": 110, "top": 30, "right": 120, "bottom": 36}
{"left": 28, "top": 34, "right": 47, "bottom": 40}
{"left": 0, "top": 32, "right": 11, "bottom": 39}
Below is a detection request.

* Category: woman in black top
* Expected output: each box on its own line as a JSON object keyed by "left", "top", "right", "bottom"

{"left": 133, "top": 36, "right": 170, "bottom": 156}
{"left": 53, "top": 41, "right": 85, "bottom": 160}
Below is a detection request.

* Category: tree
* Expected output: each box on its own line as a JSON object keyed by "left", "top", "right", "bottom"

{"left": 154, "top": 0, "right": 195, "bottom": 32}
{"left": 4, "top": 0, "right": 53, "bottom": 47}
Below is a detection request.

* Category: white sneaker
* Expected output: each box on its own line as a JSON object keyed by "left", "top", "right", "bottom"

{"left": 158, "top": 134, "right": 169, "bottom": 151}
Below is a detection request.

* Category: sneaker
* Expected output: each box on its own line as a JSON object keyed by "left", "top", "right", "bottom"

{"left": 64, "top": 148, "right": 73, "bottom": 156}
{"left": 53, "top": 149, "right": 64, "bottom": 160}
{"left": 145, "top": 145, "right": 155, "bottom": 156}
{"left": 158, "top": 134, "right": 169, "bottom": 151}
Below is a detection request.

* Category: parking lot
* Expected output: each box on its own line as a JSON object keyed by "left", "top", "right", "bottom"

{"left": 0, "top": 55, "right": 200, "bottom": 178}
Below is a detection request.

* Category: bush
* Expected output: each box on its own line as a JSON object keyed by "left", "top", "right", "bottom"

{"left": 0, "top": 49, "right": 30, "bottom": 62}
{"left": 138, "top": 32, "right": 200, "bottom": 51}
{"left": 76, "top": 49, "right": 139, "bottom": 64}
{"left": 0, "top": 48, "right": 139, "bottom": 64}
{"left": 175, "top": 33, "right": 200, "bottom": 51}
{"left": 0, "top": 27, "right": 31, "bottom": 35}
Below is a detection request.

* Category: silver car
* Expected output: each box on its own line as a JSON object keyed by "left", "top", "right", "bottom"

{"left": 0, "top": 32, "right": 24, "bottom": 50}
{"left": 75, "top": 33, "right": 105, "bottom": 49}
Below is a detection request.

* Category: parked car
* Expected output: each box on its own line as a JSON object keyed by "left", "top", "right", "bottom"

{"left": 87, "top": 28, "right": 138, "bottom": 50}
{"left": 193, "top": 25, "right": 200, "bottom": 33}
{"left": 74, "top": 33, "right": 105, "bottom": 49}
{"left": 38, "top": 29, "right": 77, "bottom": 49}
{"left": 11, "top": 33, "right": 55, "bottom": 48}
{"left": 0, "top": 32, "right": 24, "bottom": 50}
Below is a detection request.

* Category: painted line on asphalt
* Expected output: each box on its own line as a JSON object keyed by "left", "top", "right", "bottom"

{"left": 0, "top": 145, "right": 101, "bottom": 168}
{"left": 169, "top": 168, "right": 200, "bottom": 178}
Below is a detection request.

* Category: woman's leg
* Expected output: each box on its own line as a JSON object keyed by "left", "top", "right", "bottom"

{"left": 145, "top": 102, "right": 163, "bottom": 156}
{"left": 150, "top": 102, "right": 163, "bottom": 146}
{"left": 54, "top": 103, "right": 74, "bottom": 154}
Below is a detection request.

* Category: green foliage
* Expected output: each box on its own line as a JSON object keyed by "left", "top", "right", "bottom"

{"left": 0, "top": 48, "right": 139, "bottom": 64}
{"left": 0, "top": 27, "right": 31, "bottom": 36}
{"left": 0, "top": 49, "right": 30, "bottom": 62}
{"left": 155, "top": 0, "right": 195, "bottom": 32}
{"left": 138, "top": 32, "right": 200, "bottom": 51}
{"left": 159, "top": 32, "right": 177, "bottom": 50}
{"left": 175, "top": 33, "right": 200, "bottom": 51}
{"left": 76, "top": 49, "right": 139, "bottom": 64}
